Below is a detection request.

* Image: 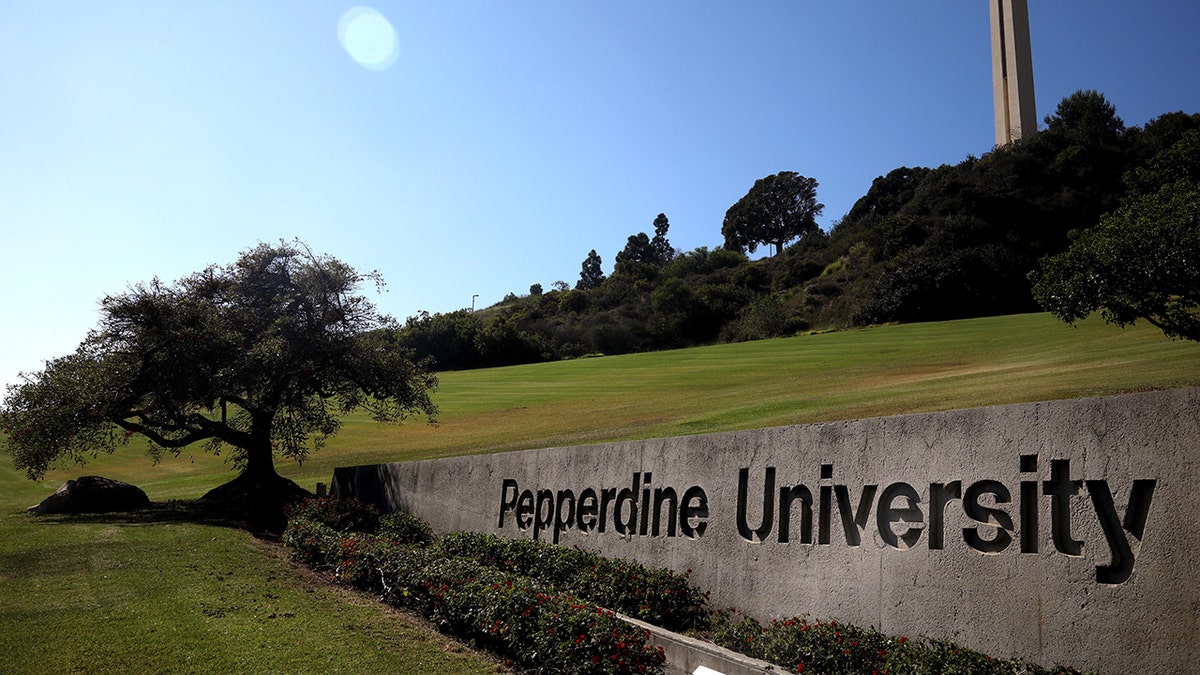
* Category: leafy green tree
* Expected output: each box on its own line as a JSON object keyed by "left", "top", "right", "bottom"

{"left": 529, "top": 283, "right": 543, "bottom": 296}
{"left": 651, "top": 213, "right": 675, "bottom": 264}
{"left": 1031, "top": 174, "right": 1200, "bottom": 341}
{"left": 1125, "top": 129, "right": 1200, "bottom": 195}
{"left": 613, "top": 232, "right": 663, "bottom": 284}
{"left": 723, "top": 172, "right": 824, "bottom": 255}
{"left": 615, "top": 214, "right": 675, "bottom": 278}
{"left": 1130, "top": 111, "right": 1200, "bottom": 165}
{"left": 0, "top": 241, "right": 438, "bottom": 515}
{"left": 1043, "top": 89, "right": 1125, "bottom": 147}
{"left": 397, "top": 309, "right": 484, "bottom": 370}
{"left": 577, "top": 249, "right": 606, "bottom": 290}
{"left": 615, "top": 233, "right": 655, "bottom": 268}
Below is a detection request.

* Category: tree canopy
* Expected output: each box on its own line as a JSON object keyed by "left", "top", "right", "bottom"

{"left": 722, "top": 172, "right": 824, "bottom": 255}
{"left": 577, "top": 249, "right": 606, "bottom": 290}
{"left": 614, "top": 213, "right": 675, "bottom": 275}
{"left": 1, "top": 241, "right": 437, "bottom": 510}
{"left": 1043, "top": 89, "right": 1125, "bottom": 147}
{"left": 651, "top": 213, "right": 675, "bottom": 264}
{"left": 1031, "top": 132, "right": 1200, "bottom": 341}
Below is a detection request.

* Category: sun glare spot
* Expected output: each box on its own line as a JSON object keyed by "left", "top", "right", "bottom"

{"left": 338, "top": 6, "right": 399, "bottom": 71}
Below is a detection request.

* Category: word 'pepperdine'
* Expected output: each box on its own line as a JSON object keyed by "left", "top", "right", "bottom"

{"left": 498, "top": 472, "right": 708, "bottom": 545}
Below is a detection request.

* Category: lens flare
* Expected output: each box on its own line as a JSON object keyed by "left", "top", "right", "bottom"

{"left": 338, "top": 6, "right": 398, "bottom": 71}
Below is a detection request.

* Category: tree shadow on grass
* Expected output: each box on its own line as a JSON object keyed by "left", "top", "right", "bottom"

{"left": 24, "top": 473, "right": 312, "bottom": 536}
{"left": 25, "top": 499, "right": 288, "bottom": 539}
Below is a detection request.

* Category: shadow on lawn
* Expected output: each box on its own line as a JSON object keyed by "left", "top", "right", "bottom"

{"left": 27, "top": 499, "right": 289, "bottom": 539}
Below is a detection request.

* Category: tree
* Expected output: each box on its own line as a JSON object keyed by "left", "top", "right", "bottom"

{"left": 1043, "top": 89, "right": 1125, "bottom": 148}
{"left": 723, "top": 171, "right": 824, "bottom": 255}
{"left": 397, "top": 309, "right": 484, "bottom": 371}
{"left": 1030, "top": 176, "right": 1200, "bottom": 341}
{"left": 577, "top": 250, "right": 605, "bottom": 290}
{"left": 614, "top": 232, "right": 656, "bottom": 270}
{"left": 0, "top": 241, "right": 438, "bottom": 519}
{"left": 614, "top": 214, "right": 675, "bottom": 277}
{"left": 529, "top": 283, "right": 543, "bottom": 296}
{"left": 651, "top": 213, "right": 675, "bottom": 264}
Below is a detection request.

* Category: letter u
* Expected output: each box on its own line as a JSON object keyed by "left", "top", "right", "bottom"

{"left": 737, "top": 467, "right": 775, "bottom": 542}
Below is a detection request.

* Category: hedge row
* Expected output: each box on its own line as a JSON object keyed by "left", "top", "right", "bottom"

{"left": 282, "top": 514, "right": 666, "bottom": 674}
{"left": 439, "top": 531, "right": 708, "bottom": 631}
{"left": 283, "top": 498, "right": 1093, "bottom": 675}
{"left": 711, "top": 611, "right": 1093, "bottom": 675}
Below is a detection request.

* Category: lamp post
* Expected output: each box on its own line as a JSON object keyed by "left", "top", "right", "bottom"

{"left": 471, "top": 294, "right": 479, "bottom": 312}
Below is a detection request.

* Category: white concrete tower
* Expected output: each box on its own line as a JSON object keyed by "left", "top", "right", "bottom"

{"left": 990, "top": 0, "right": 1037, "bottom": 145}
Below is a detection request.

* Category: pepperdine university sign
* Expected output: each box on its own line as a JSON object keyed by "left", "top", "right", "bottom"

{"left": 332, "top": 388, "right": 1200, "bottom": 673}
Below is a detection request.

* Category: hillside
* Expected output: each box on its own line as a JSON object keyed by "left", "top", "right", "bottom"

{"left": 396, "top": 93, "right": 1200, "bottom": 371}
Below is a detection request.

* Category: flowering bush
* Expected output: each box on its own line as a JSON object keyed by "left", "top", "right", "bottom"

{"left": 379, "top": 552, "right": 665, "bottom": 673}
{"left": 280, "top": 517, "right": 341, "bottom": 567}
{"left": 282, "top": 517, "right": 665, "bottom": 674}
{"left": 439, "top": 531, "right": 709, "bottom": 631}
{"left": 568, "top": 555, "right": 708, "bottom": 631}
{"left": 377, "top": 510, "right": 436, "bottom": 546}
{"left": 711, "top": 609, "right": 1093, "bottom": 675}
{"left": 285, "top": 496, "right": 381, "bottom": 533}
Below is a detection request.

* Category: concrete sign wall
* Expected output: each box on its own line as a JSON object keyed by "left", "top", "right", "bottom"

{"left": 332, "top": 388, "right": 1200, "bottom": 673}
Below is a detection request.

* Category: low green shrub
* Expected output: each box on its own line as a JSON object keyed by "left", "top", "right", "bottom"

{"left": 328, "top": 532, "right": 413, "bottom": 591}
{"left": 439, "top": 531, "right": 709, "bottom": 631}
{"left": 378, "top": 510, "right": 436, "bottom": 546}
{"left": 568, "top": 554, "right": 708, "bottom": 631}
{"left": 286, "top": 496, "right": 381, "bottom": 533}
{"left": 282, "top": 518, "right": 665, "bottom": 674}
{"left": 279, "top": 516, "right": 341, "bottom": 567}
{"left": 711, "top": 610, "right": 1093, "bottom": 675}
{"left": 378, "top": 552, "right": 664, "bottom": 673}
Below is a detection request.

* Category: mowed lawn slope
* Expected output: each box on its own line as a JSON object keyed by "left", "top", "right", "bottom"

{"left": 2, "top": 312, "right": 1198, "bottom": 673}
{"left": 300, "top": 312, "right": 1200, "bottom": 485}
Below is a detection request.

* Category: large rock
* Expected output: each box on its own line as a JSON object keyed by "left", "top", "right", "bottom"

{"left": 30, "top": 476, "right": 151, "bottom": 514}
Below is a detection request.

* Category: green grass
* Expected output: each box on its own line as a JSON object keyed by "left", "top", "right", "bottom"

{"left": 2, "top": 312, "right": 1198, "bottom": 673}
{"left": 0, "top": 508, "right": 500, "bottom": 674}
{"left": 294, "top": 312, "right": 1200, "bottom": 486}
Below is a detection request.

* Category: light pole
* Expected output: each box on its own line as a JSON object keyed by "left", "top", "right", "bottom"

{"left": 471, "top": 294, "right": 479, "bottom": 312}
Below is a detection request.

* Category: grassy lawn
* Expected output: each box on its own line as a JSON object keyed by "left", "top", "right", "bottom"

{"left": 2, "top": 312, "right": 1197, "bottom": 673}
{"left": 292, "top": 312, "right": 1200, "bottom": 485}
{"left": 0, "top": 470, "right": 502, "bottom": 673}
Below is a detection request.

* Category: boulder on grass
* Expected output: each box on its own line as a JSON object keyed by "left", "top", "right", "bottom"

{"left": 29, "top": 476, "right": 151, "bottom": 514}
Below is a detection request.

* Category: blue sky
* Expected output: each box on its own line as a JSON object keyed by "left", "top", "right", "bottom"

{"left": 2, "top": 1, "right": 1198, "bottom": 391}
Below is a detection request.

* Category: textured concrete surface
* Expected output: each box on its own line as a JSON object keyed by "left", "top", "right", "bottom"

{"left": 333, "top": 389, "right": 1200, "bottom": 673}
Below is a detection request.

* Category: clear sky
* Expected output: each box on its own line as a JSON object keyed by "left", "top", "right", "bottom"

{"left": 2, "top": 1, "right": 1198, "bottom": 391}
